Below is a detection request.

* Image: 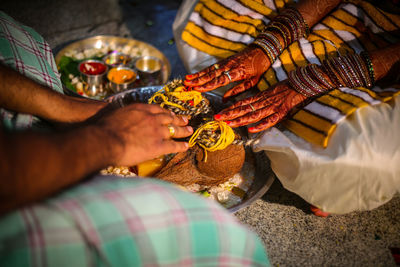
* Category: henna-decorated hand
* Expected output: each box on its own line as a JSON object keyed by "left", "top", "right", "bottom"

{"left": 184, "top": 47, "right": 270, "bottom": 100}
{"left": 214, "top": 80, "right": 308, "bottom": 133}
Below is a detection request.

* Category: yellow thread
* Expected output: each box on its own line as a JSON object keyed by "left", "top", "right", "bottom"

{"left": 189, "top": 121, "right": 236, "bottom": 162}
{"left": 148, "top": 84, "right": 204, "bottom": 110}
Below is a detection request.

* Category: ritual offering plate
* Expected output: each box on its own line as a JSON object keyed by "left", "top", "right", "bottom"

{"left": 55, "top": 35, "right": 171, "bottom": 99}
{"left": 102, "top": 84, "right": 275, "bottom": 213}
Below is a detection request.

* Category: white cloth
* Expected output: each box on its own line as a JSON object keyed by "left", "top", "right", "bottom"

{"left": 253, "top": 95, "right": 400, "bottom": 214}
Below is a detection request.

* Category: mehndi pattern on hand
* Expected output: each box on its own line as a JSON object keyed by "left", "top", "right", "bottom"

{"left": 184, "top": 47, "right": 270, "bottom": 100}
{"left": 215, "top": 81, "right": 307, "bottom": 133}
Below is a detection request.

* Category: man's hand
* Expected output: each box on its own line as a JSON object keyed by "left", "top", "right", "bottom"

{"left": 0, "top": 102, "right": 193, "bottom": 214}
{"left": 184, "top": 47, "right": 270, "bottom": 100}
{"left": 214, "top": 80, "right": 307, "bottom": 133}
{"left": 97, "top": 103, "right": 193, "bottom": 166}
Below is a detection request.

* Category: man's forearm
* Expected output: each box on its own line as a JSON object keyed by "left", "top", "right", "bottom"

{"left": 0, "top": 124, "right": 119, "bottom": 215}
{"left": 0, "top": 64, "right": 106, "bottom": 123}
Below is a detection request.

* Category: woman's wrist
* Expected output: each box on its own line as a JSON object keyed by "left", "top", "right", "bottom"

{"left": 288, "top": 52, "right": 374, "bottom": 98}
{"left": 252, "top": 6, "right": 309, "bottom": 63}
{"left": 249, "top": 46, "right": 271, "bottom": 69}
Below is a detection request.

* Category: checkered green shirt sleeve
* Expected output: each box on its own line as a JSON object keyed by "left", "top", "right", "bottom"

{"left": 0, "top": 177, "right": 270, "bottom": 266}
{"left": 0, "top": 11, "right": 63, "bottom": 130}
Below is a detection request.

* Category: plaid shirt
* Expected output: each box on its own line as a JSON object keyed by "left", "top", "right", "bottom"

{"left": 0, "top": 177, "right": 270, "bottom": 266}
{"left": 0, "top": 11, "right": 63, "bottom": 130}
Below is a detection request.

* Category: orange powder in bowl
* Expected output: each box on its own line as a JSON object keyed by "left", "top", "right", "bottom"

{"left": 107, "top": 67, "right": 136, "bottom": 84}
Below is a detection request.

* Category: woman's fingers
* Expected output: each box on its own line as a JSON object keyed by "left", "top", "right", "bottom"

{"left": 219, "top": 93, "right": 263, "bottom": 113}
{"left": 215, "top": 88, "right": 289, "bottom": 120}
{"left": 184, "top": 67, "right": 227, "bottom": 88}
{"left": 216, "top": 100, "right": 274, "bottom": 121}
{"left": 222, "top": 76, "right": 260, "bottom": 100}
{"left": 191, "top": 69, "right": 243, "bottom": 92}
{"left": 185, "top": 64, "right": 225, "bottom": 85}
{"left": 185, "top": 63, "right": 220, "bottom": 81}
{"left": 248, "top": 113, "right": 280, "bottom": 133}
{"left": 219, "top": 85, "right": 292, "bottom": 115}
{"left": 224, "top": 106, "right": 277, "bottom": 128}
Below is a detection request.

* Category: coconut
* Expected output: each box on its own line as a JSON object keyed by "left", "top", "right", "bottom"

{"left": 155, "top": 144, "right": 245, "bottom": 187}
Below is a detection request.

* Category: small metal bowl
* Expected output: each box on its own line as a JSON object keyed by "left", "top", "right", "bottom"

{"left": 134, "top": 56, "right": 163, "bottom": 86}
{"left": 78, "top": 59, "right": 108, "bottom": 97}
{"left": 107, "top": 66, "right": 138, "bottom": 93}
{"left": 102, "top": 51, "right": 132, "bottom": 68}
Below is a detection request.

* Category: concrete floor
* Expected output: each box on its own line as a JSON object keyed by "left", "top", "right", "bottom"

{"left": 2, "top": 0, "right": 399, "bottom": 265}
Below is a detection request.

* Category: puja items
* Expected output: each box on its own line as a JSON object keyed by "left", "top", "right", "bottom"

{"left": 107, "top": 66, "right": 138, "bottom": 93}
{"left": 102, "top": 51, "right": 132, "bottom": 68}
{"left": 75, "top": 52, "right": 142, "bottom": 97}
{"left": 68, "top": 53, "right": 162, "bottom": 97}
{"left": 147, "top": 79, "right": 211, "bottom": 117}
{"left": 78, "top": 59, "right": 108, "bottom": 97}
{"left": 135, "top": 56, "right": 163, "bottom": 86}
{"left": 102, "top": 79, "right": 260, "bottom": 209}
{"left": 56, "top": 36, "right": 170, "bottom": 99}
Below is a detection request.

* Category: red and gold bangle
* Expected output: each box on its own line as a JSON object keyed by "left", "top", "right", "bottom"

{"left": 255, "top": 6, "right": 310, "bottom": 66}
{"left": 265, "top": 25, "right": 288, "bottom": 47}
{"left": 285, "top": 6, "right": 310, "bottom": 37}
{"left": 309, "top": 64, "right": 335, "bottom": 89}
{"left": 330, "top": 57, "right": 354, "bottom": 87}
{"left": 322, "top": 59, "right": 344, "bottom": 87}
{"left": 347, "top": 54, "right": 368, "bottom": 87}
{"left": 288, "top": 69, "right": 316, "bottom": 97}
{"left": 268, "top": 21, "right": 292, "bottom": 44}
{"left": 338, "top": 56, "right": 360, "bottom": 87}
{"left": 258, "top": 32, "right": 283, "bottom": 53}
{"left": 353, "top": 54, "right": 373, "bottom": 87}
{"left": 321, "top": 53, "right": 374, "bottom": 89}
{"left": 252, "top": 40, "right": 275, "bottom": 63}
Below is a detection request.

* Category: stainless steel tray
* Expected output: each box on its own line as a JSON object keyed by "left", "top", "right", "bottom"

{"left": 107, "top": 86, "right": 275, "bottom": 213}
{"left": 55, "top": 35, "right": 171, "bottom": 98}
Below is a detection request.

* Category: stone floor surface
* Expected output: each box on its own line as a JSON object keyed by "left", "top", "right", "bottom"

{"left": 2, "top": 0, "right": 399, "bottom": 266}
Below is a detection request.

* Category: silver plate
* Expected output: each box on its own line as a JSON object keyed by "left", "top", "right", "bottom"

{"left": 107, "top": 86, "right": 275, "bottom": 213}
{"left": 55, "top": 35, "right": 171, "bottom": 98}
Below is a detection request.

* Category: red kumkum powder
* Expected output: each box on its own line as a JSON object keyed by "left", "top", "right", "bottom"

{"left": 79, "top": 61, "right": 107, "bottom": 75}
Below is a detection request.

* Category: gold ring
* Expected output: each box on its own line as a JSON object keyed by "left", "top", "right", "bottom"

{"left": 224, "top": 70, "right": 232, "bottom": 82}
{"left": 214, "top": 64, "right": 219, "bottom": 70}
{"left": 167, "top": 125, "right": 175, "bottom": 137}
{"left": 249, "top": 103, "right": 256, "bottom": 112}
